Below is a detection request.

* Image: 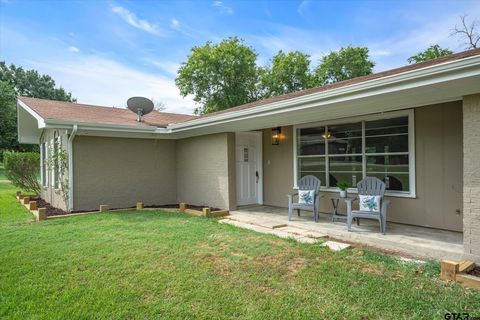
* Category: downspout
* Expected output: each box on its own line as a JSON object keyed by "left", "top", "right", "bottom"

{"left": 67, "top": 125, "right": 78, "bottom": 211}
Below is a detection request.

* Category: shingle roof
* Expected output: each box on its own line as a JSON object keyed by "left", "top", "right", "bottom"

{"left": 18, "top": 97, "right": 198, "bottom": 128}
{"left": 18, "top": 48, "right": 480, "bottom": 128}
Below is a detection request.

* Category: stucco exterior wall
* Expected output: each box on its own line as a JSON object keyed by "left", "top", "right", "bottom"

{"left": 463, "top": 94, "right": 480, "bottom": 263}
{"left": 40, "top": 129, "right": 69, "bottom": 210}
{"left": 176, "top": 133, "right": 235, "bottom": 210}
{"left": 262, "top": 101, "right": 463, "bottom": 231}
{"left": 73, "top": 136, "right": 176, "bottom": 211}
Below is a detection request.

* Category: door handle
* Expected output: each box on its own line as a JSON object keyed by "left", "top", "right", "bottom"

{"left": 256, "top": 171, "right": 259, "bottom": 183}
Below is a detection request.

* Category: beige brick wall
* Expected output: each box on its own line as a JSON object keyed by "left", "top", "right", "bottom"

{"left": 73, "top": 136, "right": 177, "bottom": 211}
{"left": 176, "top": 133, "right": 235, "bottom": 210}
{"left": 463, "top": 94, "right": 480, "bottom": 263}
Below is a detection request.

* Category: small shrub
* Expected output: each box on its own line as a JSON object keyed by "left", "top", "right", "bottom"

{"left": 3, "top": 151, "right": 40, "bottom": 194}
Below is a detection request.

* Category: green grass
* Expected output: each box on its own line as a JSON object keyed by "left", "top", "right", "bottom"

{"left": 0, "top": 180, "right": 479, "bottom": 319}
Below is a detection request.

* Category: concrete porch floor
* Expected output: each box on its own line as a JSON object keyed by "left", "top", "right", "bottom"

{"left": 227, "top": 205, "right": 464, "bottom": 261}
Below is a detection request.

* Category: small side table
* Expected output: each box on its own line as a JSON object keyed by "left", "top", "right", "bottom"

{"left": 330, "top": 196, "right": 358, "bottom": 224}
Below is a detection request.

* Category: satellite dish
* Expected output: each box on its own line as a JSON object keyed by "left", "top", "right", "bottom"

{"left": 127, "top": 97, "right": 154, "bottom": 122}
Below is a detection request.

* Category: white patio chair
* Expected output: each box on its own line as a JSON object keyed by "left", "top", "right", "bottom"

{"left": 288, "top": 175, "right": 321, "bottom": 222}
{"left": 345, "top": 177, "right": 391, "bottom": 234}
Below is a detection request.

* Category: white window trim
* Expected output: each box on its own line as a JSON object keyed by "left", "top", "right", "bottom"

{"left": 293, "top": 109, "right": 416, "bottom": 198}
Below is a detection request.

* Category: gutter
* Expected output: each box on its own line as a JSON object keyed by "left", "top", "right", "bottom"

{"left": 67, "top": 125, "right": 78, "bottom": 211}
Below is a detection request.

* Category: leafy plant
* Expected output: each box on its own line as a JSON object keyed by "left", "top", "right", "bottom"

{"left": 46, "top": 144, "right": 70, "bottom": 211}
{"left": 3, "top": 151, "right": 40, "bottom": 194}
{"left": 337, "top": 181, "right": 349, "bottom": 191}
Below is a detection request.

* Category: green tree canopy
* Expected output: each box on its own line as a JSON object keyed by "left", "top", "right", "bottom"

{"left": 313, "top": 46, "right": 375, "bottom": 85}
{"left": 407, "top": 45, "right": 453, "bottom": 64}
{"left": 175, "top": 37, "right": 259, "bottom": 114}
{"left": 0, "top": 62, "right": 75, "bottom": 102}
{"left": 0, "top": 81, "right": 18, "bottom": 156}
{"left": 260, "top": 50, "right": 313, "bottom": 97}
{"left": 0, "top": 62, "right": 76, "bottom": 157}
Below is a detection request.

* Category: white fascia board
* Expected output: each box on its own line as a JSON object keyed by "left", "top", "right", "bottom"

{"left": 17, "top": 99, "right": 46, "bottom": 128}
{"left": 44, "top": 119, "right": 168, "bottom": 134}
{"left": 168, "top": 55, "right": 480, "bottom": 131}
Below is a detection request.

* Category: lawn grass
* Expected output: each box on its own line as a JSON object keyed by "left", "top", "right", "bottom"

{"left": 0, "top": 180, "right": 479, "bottom": 319}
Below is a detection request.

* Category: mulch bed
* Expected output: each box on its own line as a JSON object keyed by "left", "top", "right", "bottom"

{"left": 30, "top": 199, "right": 221, "bottom": 217}
{"left": 30, "top": 196, "right": 67, "bottom": 216}
{"left": 467, "top": 266, "right": 480, "bottom": 277}
{"left": 144, "top": 204, "right": 221, "bottom": 211}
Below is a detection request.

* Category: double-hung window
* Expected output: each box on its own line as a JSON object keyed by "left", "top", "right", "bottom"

{"left": 295, "top": 110, "right": 415, "bottom": 197}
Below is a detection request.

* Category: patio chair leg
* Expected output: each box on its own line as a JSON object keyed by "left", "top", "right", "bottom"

{"left": 356, "top": 218, "right": 360, "bottom": 226}
{"left": 288, "top": 206, "right": 292, "bottom": 221}
{"left": 297, "top": 209, "right": 300, "bottom": 216}
{"left": 382, "top": 214, "right": 387, "bottom": 235}
{"left": 379, "top": 218, "right": 383, "bottom": 234}
{"left": 347, "top": 214, "right": 353, "bottom": 232}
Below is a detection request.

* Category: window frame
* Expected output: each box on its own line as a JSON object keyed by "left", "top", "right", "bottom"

{"left": 293, "top": 109, "right": 416, "bottom": 198}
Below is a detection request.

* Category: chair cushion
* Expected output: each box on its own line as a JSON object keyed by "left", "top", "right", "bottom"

{"left": 298, "top": 189, "right": 315, "bottom": 205}
{"left": 359, "top": 195, "right": 381, "bottom": 212}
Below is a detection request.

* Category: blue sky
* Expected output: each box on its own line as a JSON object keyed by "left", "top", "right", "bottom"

{"left": 1, "top": 0, "right": 479, "bottom": 114}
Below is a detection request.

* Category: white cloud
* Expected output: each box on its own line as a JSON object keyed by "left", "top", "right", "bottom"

{"left": 147, "top": 60, "right": 180, "bottom": 77}
{"left": 170, "top": 18, "right": 180, "bottom": 29}
{"left": 68, "top": 46, "right": 80, "bottom": 53}
{"left": 32, "top": 56, "right": 196, "bottom": 114}
{"left": 297, "top": 0, "right": 310, "bottom": 15}
{"left": 112, "top": 6, "right": 164, "bottom": 36}
{"left": 212, "top": 1, "right": 234, "bottom": 15}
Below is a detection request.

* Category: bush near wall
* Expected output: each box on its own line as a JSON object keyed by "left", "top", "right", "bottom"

{"left": 3, "top": 151, "right": 40, "bottom": 194}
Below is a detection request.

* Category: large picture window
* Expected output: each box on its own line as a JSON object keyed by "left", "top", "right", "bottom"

{"left": 295, "top": 110, "right": 415, "bottom": 196}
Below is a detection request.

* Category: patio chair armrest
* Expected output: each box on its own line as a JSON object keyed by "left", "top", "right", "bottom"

{"left": 343, "top": 197, "right": 357, "bottom": 204}
{"left": 344, "top": 197, "right": 357, "bottom": 214}
{"left": 287, "top": 193, "right": 298, "bottom": 203}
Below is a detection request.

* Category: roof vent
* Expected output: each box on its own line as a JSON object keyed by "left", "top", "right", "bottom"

{"left": 127, "top": 97, "right": 154, "bottom": 122}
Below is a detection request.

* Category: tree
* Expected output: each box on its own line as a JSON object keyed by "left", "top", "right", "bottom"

{"left": 0, "top": 62, "right": 75, "bottom": 102}
{"left": 407, "top": 45, "right": 453, "bottom": 64}
{"left": 175, "top": 37, "right": 259, "bottom": 114}
{"left": 0, "top": 62, "right": 75, "bottom": 157}
{"left": 260, "top": 50, "right": 313, "bottom": 97}
{"left": 451, "top": 15, "right": 479, "bottom": 49}
{"left": 0, "top": 81, "right": 18, "bottom": 158}
{"left": 313, "top": 46, "right": 375, "bottom": 85}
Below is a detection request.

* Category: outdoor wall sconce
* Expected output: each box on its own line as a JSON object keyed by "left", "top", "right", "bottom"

{"left": 272, "top": 127, "right": 282, "bottom": 145}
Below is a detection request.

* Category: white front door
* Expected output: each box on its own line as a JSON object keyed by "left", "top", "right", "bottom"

{"left": 236, "top": 132, "right": 262, "bottom": 206}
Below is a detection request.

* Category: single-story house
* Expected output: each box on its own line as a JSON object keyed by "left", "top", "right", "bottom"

{"left": 17, "top": 48, "right": 480, "bottom": 262}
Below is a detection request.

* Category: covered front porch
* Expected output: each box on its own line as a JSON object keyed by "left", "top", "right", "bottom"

{"left": 227, "top": 205, "right": 463, "bottom": 261}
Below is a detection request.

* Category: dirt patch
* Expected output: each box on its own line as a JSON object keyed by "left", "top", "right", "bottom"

{"left": 467, "top": 266, "right": 480, "bottom": 277}
{"left": 30, "top": 196, "right": 66, "bottom": 216}
{"left": 287, "top": 257, "right": 308, "bottom": 273}
{"left": 361, "top": 267, "right": 384, "bottom": 276}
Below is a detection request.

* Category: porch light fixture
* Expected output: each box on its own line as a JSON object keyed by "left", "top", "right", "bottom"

{"left": 271, "top": 127, "right": 282, "bottom": 145}
{"left": 322, "top": 131, "right": 331, "bottom": 139}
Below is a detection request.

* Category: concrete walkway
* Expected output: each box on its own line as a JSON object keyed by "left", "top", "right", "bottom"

{"left": 224, "top": 205, "right": 464, "bottom": 261}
